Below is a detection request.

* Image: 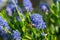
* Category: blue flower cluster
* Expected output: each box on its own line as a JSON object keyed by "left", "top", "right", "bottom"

{"left": 6, "top": 0, "right": 25, "bottom": 22}
{"left": 0, "top": 16, "right": 21, "bottom": 40}
{"left": 0, "top": 16, "right": 11, "bottom": 31}
{"left": 39, "top": 3, "right": 49, "bottom": 12}
{"left": 0, "top": 16, "right": 11, "bottom": 40}
{"left": 11, "top": 30, "right": 21, "bottom": 40}
{"left": 23, "top": 0, "right": 33, "bottom": 12}
{"left": 30, "top": 14, "right": 46, "bottom": 29}
{"left": 6, "top": 0, "right": 22, "bottom": 16}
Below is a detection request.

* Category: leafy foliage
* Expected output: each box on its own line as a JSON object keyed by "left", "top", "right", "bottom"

{"left": 0, "top": 0, "right": 60, "bottom": 40}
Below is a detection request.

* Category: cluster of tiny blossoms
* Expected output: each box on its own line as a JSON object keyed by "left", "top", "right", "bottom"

{"left": 0, "top": 16, "right": 21, "bottom": 40}
{"left": 39, "top": 3, "right": 49, "bottom": 12}
{"left": 30, "top": 14, "right": 46, "bottom": 29}
{"left": 5, "top": 0, "right": 47, "bottom": 30}
{"left": 11, "top": 30, "right": 21, "bottom": 40}
{"left": 6, "top": 0, "right": 22, "bottom": 16}
{"left": 0, "top": 0, "right": 50, "bottom": 39}
{"left": 0, "top": 16, "right": 11, "bottom": 40}
{"left": 23, "top": 0, "right": 33, "bottom": 12}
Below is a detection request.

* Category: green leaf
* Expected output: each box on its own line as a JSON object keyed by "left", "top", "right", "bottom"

{"left": 22, "top": 26, "right": 26, "bottom": 33}
{"left": 57, "top": 19, "right": 60, "bottom": 25}
{"left": 25, "top": 34, "right": 32, "bottom": 40}
{"left": 50, "top": 24, "right": 55, "bottom": 34}
{"left": 50, "top": 18, "right": 55, "bottom": 23}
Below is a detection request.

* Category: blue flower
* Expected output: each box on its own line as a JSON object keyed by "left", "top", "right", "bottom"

{"left": 6, "top": 5, "right": 13, "bottom": 16}
{"left": 0, "top": 16, "right": 11, "bottom": 40}
{"left": 8, "top": 0, "right": 19, "bottom": 11}
{"left": 0, "top": 31, "right": 7, "bottom": 40}
{"left": 6, "top": 4, "right": 22, "bottom": 16}
{"left": 39, "top": 3, "right": 49, "bottom": 12}
{"left": 23, "top": 0, "right": 33, "bottom": 12}
{"left": 6, "top": 3, "right": 16, "bottom": 12}
{"left": 0, "top": 31, "right": 11, "bottom": 40}
{"left": 30, "top": 14, "right": 46, "bottom": 29}
{"left": 6, "top": 1, "right": 16, "bottom": 16}
{"left": 0, "top": 16, "right": 11, "bottom": 31}
{"left": 12, "top": 30, "right": 21, "bottom": 40}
